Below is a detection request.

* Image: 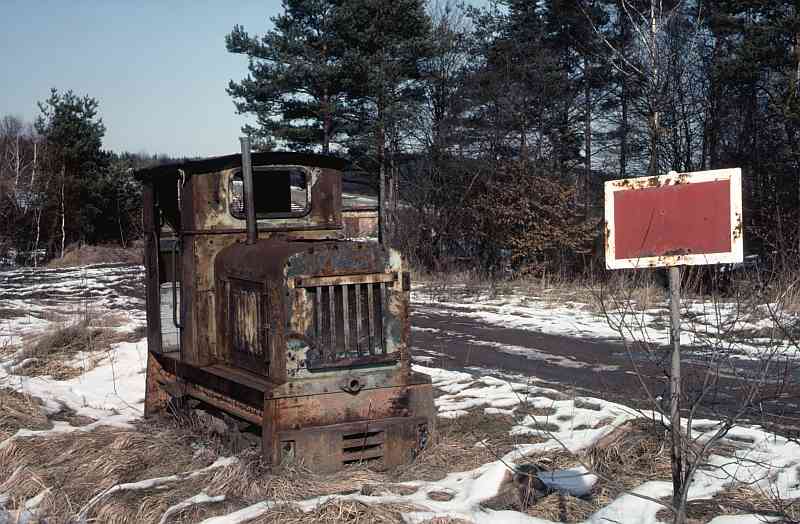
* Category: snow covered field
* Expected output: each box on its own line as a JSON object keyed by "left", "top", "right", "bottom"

{"left": 413, "top": 283, "right": 800, "bottom": 359}
{"left": 0, "top": 264, "right": 798, "bottom": 523}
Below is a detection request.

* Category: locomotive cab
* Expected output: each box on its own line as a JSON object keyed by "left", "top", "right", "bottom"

{"left": 135, "top": 142, "right": 434, "bottom": 472}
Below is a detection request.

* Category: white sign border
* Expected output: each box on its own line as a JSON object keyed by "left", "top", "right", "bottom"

{"left": 604, "top": 168, "right": 743, "bottom": 270}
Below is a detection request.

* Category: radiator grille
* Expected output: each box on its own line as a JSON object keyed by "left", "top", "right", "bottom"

{"left": 310, "top": 282, "right": 387, "bottom": 362}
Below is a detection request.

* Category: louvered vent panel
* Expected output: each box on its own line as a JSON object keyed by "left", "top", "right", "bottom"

{"left": 228, "top": 278, "right": 269, "bottom": 374}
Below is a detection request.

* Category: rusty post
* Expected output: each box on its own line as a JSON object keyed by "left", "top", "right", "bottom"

{"left": 240, "top": 136, "right": 257, "bottom": 245}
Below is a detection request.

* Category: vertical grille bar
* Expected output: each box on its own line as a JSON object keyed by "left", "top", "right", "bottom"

{"left": 315, "top": 285, "right": 323, "bottom": 341}
{"left": 354, "top": 283, "right": 362, "bottom": 356}
{"left": 366, "top": 283, "right": 375, "bottom": 355}
{"left": 328, "top": 285, "right": 336, "bottom": 360}
{"left": 378, "top": 283, "right": 387, "bottom": 354}
{"left": 342, "top": 284, "right": 350, "bottom": 356}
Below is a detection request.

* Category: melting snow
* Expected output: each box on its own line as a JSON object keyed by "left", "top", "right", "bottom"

{"left": 0, "top": 265, "right": 799, "bottom": 523}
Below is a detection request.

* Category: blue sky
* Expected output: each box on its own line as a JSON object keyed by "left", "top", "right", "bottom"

{"left": 1, "top": 1, "right": 280, "bottom": 157}
{"left": 0, "top": 0, "right": 485, "bottom": 156}
{"left": 2, "top": 1, "right": 487, "bottom": 158}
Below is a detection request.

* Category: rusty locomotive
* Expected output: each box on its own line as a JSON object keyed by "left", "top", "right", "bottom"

{"left": 135, "top": 139, "right": 434, "bottom": 472}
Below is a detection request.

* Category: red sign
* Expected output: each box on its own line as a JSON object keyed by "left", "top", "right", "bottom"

{"left": 605, "top": 169, "right": 743, "bottom": 269}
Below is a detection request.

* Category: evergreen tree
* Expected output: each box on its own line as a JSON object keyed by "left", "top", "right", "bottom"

{"left": 226, "top": 0, "right": 349, "bottom": 153}
{"left": 35, "top": 88, "right": 106, "bottom": 256}
{"left": 330, "top": 0, "right": 433, "bottom": 240}
{"left": 707, "top": 1, "right": 800, "bottom": 257}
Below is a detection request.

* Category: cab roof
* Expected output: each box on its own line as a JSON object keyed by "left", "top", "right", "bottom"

{"left": 134, "top": 151, "right": 348, "bottom": 181}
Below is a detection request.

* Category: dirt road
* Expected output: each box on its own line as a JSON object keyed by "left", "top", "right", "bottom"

{"left": 412, "top": 302, "right": 800, "bottom": 433}
{"left": 3, "top": 264, "right": 799, "bottom": 433}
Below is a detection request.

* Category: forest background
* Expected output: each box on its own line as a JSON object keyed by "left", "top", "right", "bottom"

{"left": 1, "top": 0, "right": 798, "bottom": 277}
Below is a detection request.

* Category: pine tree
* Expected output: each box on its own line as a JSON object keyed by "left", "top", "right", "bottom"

{"left": 35, "top": 89, "right": 106, "bottom": 256}
{"left": 226, "top": 0, "right": 349, "bottom": 153}
{"left": 331, "top": 0, "right": 432, "bottom": 241}
{"left": 707, "top": 1, "right": 800, "bottom": 257}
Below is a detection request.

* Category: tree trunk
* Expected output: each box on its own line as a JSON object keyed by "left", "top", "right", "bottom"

{"left": 619, "top": 14, "right": 629, "bottom": 179}
{"left": 795, "top": 30, "right": 800, "bottom": 254}
{"left": 13, "top": 135, "right": 20, "bottom": 195}
{"left": 31, "top": 142, "right": 40, "bottom": 267}
{"left": 33, "top": 207, "right": 42, "bottom": 268}
{"left": 31, "top": 141, "right": 37, "bottom": 192}
{"left": 322, "top": 91, "right": 331, "bottom": 155}
{"left": 584, "top": 55, "right": 592, "bottom": 216}
{"left": 648, "top": 1, "right": 660, "bottom": 177}
{"left": 378, "top": 107, "right": 387, "bottom": 245}
{"left": 795, "top": 30, "right": 800, "bottom": 99}
{"left": 60, "top": 166, "right": 66, "bottom": 259}
{"left": 118, "top": 194, "right": 126, "bottom": 248}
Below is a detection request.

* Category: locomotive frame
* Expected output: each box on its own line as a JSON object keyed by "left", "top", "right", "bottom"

{"left": 135, "top": 140, "right": 434, "bottom": 472}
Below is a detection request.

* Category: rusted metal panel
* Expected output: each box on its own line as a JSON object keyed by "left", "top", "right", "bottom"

{"left": 268, "top": 368, "right": 431, "bottom": 398}
{"left": 139, "top": 150, "right": 433, "bottom": 473}
{"left": 191, "top": 166, "right": 342, "bottom": 235}
{"left": 295, "top": 272, "right": 396, "bottom": 288}
{"left": 342, "top": 208, "right": 379, "bottom": 238}
{"left": 274, "top": 416, "right": 429, "bottom": 472}
{"left": 142, "top": 183, "right": 163, "bottom": 355}
{"left": 227, "top": 278, "right": 269, "bottom": 374}
{"left": 144, "top": 352, "right": 172, "bottom": 417}
{"left": 604, "top": 168, "right": 743, "bottom": 269}
{"left": 270, "top": 382, "right": 434, "bottom": 431}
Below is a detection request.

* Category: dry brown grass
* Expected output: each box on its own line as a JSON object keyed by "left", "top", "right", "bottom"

{"left": 47, "top": 242, "right": 143, "bottom": 268}
{"left": 587, "top": 418, "right": 674, "bottom": 492}
{"left": 391, "top": 411, "right": 545, "bottom": 483}
{"left": 482, "top": 418, "right": 676, "bottom": 522}
{"left": 203, "top": 452, "right": 389, "bottom": 504}
{"left": 655, "top": 484, "right": 794, "bottom": 523}
{"left": 251, "top": 499, "right": 422, "bottom": 524}
{"left": 1, "top": 409, "right": 493, "bottom": 523}
{"left": 0, "top": 399, "right": 572, "bottom": 523}
{"left": 8, "top": 319, "right": 135, "bottom": 380}
{"left": 0, "top": 388, "right": 52, "bottom": 441}
{"left": 91, "top": 482, "right": 233, "bottom": 524}
{"left": 0, "top": 417, "right": 222, "bottom": 523}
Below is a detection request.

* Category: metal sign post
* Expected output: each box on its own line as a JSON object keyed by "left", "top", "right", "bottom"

{"left": 604, "top": 168, "right": 743, "bottom": 509}
{"left": 668, "top": 264, "right": 682, "bottom": 495}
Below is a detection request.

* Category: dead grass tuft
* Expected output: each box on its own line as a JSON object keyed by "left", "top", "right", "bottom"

{"left": 8, "top": 319, "right": 132, "bottom": 380}
{"left": 203, "top": 450, "right": 389, "bottom": 504}
{"left": 392, "top": 411, "right": 545, "bottom": 482}
{"left": 482, "top": 418, "right": 675, "bottom": 522}
{"left": 529, "top": 490, "right": 610, "bottom": 522}
{"left": 0, "top": 388, "right": 52, "bottom": 441}
{"left": 655, "top": 484, "right": 793, "bottom": 523}
{"left": 251, "top": 499, "right": 421, "bottom": 524}
{"left": 361, "top": 483, "right": 418, "bottom": 496}
{"left": 0, "top": 418, "right": 221, "bottom": 522}
{"left": 47, "top": 242, "right": 143, "bottom": 268}
{"left": 586, "top": 418, "right": 673, "bottom": 491}
{"left": 91, "top": 481, "right": 230, "bottom": 524}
